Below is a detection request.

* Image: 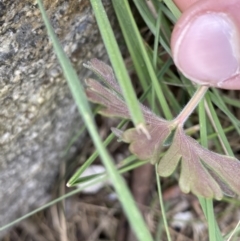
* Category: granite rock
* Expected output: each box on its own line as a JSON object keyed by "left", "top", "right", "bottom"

{"left": 0, "top": 0, "right": 114, "bottom": 233}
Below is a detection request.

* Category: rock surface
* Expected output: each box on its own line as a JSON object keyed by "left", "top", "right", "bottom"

{"left": 0, "top": 0, "right": 112, "bottom": 233}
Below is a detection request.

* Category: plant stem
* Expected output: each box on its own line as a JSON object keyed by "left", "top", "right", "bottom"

{"left": 155, "top": 165, "right": 172, "bottom": 241}
{"left": 173, "top": 85, "right": 209, "bottom": 127}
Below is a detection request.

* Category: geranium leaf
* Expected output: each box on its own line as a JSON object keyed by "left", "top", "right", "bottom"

{"left": 158, "top": 127, "right": 240, "bottom": 200}
{"left": 84, "top": 58, "right": 122, "bottom": 94}
{"left": 121, "top": 123, "right": 172, "bottom": 164}
{"left": 84, "top": 59, "right": 240, "bottom": 200}
{"left": 191, "top": 135, "right": 240, "bottom": 197}
{"left": 84, "top": 59, "right": 173, "bottom": 164}
{"left": 206, "top": 168, "right": 235, "bottom": 197}
{"left": 157, "top": 129, "right": 182, "bottom": 177}
{"left": 85, "top": 78, "right": 130, "bottom": 119}
{"left": 84, "top": 59, "right": 168, "bottom": 122}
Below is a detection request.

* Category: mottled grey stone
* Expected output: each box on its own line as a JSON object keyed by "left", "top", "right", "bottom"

{"left": 0, "top": 0, "right": 114, "bottom": 234}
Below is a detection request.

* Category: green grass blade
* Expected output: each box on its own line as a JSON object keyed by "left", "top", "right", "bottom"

{"left": 155, "top": 166, "right": 172, "bottom": 241}
{"left": 152, "top": 11, "right": 171, "bottom": 239}
{"left": 159, "top": 3, "right": 178, "bottom": 23}
{"left": 133, "top": 0, "right": 156, "bottom": 33}
{"left": 112, "top": 0, "right": 172, "bottom": 119}
{"left": 198, "top": 99, "right": 223, "bottom": 241}
{"left": 133, "top": 0, "right": 171, "bottom": 55}
{"left": 205, "top": 94, "right": 234, "bottom": 156}
{"left": 37, "top": 1, "right": 154, "bottom": 240}
{"left": 67, "top": 120, "right": 125, "bottom": 186}
{"left": 152, "top": 5, "right": 162, "bottom": 112}
{"left": 71, "top": 156, "right": 145, "bottom": 186}
{"left": 222, "top": 95, "right": 240, "bottom": 108}
{"left": 90, "top": 0, "right": 146, "bottom": 127}
{"left": 210, "top": 90, "right": 240, "bottom": 135}
{"left": 162, "top": 0, "right": 181, "bottom": 19}
{"left": 67, "top": 131, "right": 115, "bottom": 186}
